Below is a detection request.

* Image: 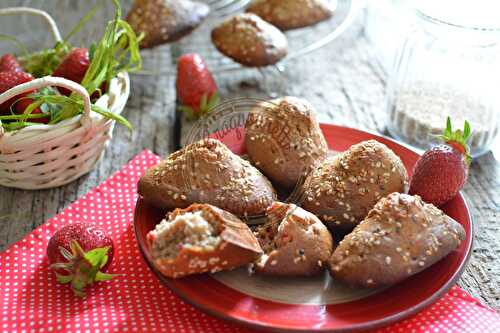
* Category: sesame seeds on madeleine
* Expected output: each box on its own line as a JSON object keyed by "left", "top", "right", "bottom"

{"left": 302, "top": 140, "right": 409, "bottom": 231}
{"left": 138, "top": 138, "right": 276, "bottom": 218}
{"left": 148, "top": 204, "right": 262, "bottom": 278}
{"left": 126, "top": 0, "right": 209, "bottom": 48}
{"left": 245, "top": 96, "right": 328, "bottom": 189}
{"left": 328, "top": 193, "right": 465, "bottom": 287}
{"left": 246, "top": 0, "right": 336, "bottom": 31}
{"left": 211, "top": 13, "right": 288, "bottom": 67}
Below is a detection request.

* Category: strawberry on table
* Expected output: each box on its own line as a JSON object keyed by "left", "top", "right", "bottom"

{"left": 176, "top": 53, "right": 219, "bottom": 118}
{"left": 409, "top": 117, "right": 472, "bottom": 206}
{"left": 47, "top": 223, "right": 116, "bottom": 297}
{"left": 0, "top": 54, "right": 23, "bottom": 72}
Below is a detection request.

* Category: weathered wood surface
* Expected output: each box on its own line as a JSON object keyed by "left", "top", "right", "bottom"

{"left": 1, "top": 2, "right": 499, "bottom": 309}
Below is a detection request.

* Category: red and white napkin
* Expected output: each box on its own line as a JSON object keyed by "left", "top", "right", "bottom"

{"left": 1, "top": 150, "right": 498, "bottom": 333}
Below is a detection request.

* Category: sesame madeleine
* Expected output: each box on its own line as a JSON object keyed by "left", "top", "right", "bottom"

{"left": 245, "top": 97, "right": 328, "bottom": 189}
{"left": 211, "top": 13, "right": 288, "bottom": 67}
{"left": 254, "top": 202, "right": 333, "bottom": 276}
{"left": 126, "top": 0, "right": 209, "bottom": 49}
{"left": 148, "top": 204, "right": 263, "bottom": 278}
{"left": 246, "top": 0, "right": 336, "bottom": 31}
{"left": 328, "top": 193, "right": 465, "bottom": 288}
{"left": 302, "top": 140, "right": 409, "bottom": 231}
{"left": 138, "top": 138, "right": 277, "bottom": 218}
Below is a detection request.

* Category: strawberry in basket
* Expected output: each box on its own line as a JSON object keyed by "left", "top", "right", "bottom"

{"left": 0, "top": 54, "right": 23, "bottom": 72}
{"left": 0, "top": 0, "right": 142, "bottom": 131}
{"left": 0, "top": 1, "right": 142, "bottom": 190}
{"left": 52, "top": 48, "right": 90, "bottom": 96}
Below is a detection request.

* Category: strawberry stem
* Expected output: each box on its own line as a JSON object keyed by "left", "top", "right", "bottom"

{"left": 441, "top": 116, "right": 472, "bottom": 162}
{"left": 50, "top": 240, "right": 116, "bottom": 298}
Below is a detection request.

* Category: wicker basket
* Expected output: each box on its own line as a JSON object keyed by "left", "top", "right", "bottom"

{"left": 0, "top": 7, "right": 131, "bottom": 190}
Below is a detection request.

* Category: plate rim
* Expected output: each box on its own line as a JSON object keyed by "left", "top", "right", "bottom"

{"left": 133, "top": 123, "right": 474, "bottom": 332}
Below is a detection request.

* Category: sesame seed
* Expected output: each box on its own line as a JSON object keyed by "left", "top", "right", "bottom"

{"left": 366, "top": 279, "right": 374, "bottom": 284}
{"left": 418, "top": 261, "right": 425, "bottom": 267}
{"left": 385, "top": 256, "right": 392, "bottom": 265}
{"left": 270, "top": 260, "right": 278, "bottom": 266}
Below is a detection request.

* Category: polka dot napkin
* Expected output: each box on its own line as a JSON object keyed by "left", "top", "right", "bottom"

{"left": 1, "top": 150, "right": 499, "bottom": 333}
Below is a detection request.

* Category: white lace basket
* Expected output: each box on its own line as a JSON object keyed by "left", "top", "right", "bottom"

{"left": 0, "top": 7, "right": 130, "bottom": 190}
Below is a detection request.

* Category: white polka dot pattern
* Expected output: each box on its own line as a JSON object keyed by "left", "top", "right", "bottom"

{"left": 0, "top": 150, "right": 498, "bottom": 333}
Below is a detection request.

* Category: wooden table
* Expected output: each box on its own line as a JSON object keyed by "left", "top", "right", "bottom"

{"left": 1, "top": 2, "right": 499, "bottom": 309}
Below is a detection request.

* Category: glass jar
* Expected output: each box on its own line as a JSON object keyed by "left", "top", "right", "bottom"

{"left": 385, "top": 0, "right": 500, "bottom": 157}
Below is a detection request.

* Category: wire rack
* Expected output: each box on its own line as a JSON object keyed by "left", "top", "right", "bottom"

{"left": 1, "top": 0, "right": 360, "bottom": 76}
{"left": 143, "top": 0, "right": 360, "bottom": 75}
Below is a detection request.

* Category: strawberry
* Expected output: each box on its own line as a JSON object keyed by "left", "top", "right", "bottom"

{"left": 47, "top": 223, "right": 115, "bottom": 297}
{"left": 0, "top": 71, "right": 49, "bottom": 122}
{"left": 409, "top": 117, "right": 472, "bottom": 206}
{"left": 0, "top": 54, "right": 23, "bottom": 72}
{"left": 52, "top": 48, "right": 90, "bottom": 96}
{"left": 0, "top": 71, "right": 35, "bottom": 114}
{"left": 176, "top": 53, "right": 219, "bottom": 118}
{"left": 14, "top": 99, "right": 49, "bottom": 124}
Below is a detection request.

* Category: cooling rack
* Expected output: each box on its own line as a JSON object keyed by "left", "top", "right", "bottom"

{"left": 142, "top": 0, "right": 361, "bottom": 75}
{"left": 1, "top": 0, "right": 361, "bottom": 75}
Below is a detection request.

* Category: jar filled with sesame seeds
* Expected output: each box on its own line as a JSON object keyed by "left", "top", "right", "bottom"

{"left": 385, "top": 0, "right": 500, "bottom": 158}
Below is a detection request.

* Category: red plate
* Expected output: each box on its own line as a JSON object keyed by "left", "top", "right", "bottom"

{"left": 134, "top": 124, "right": 473, "bottom": 332}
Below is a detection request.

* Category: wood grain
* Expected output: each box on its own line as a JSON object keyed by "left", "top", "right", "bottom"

{"left": 0, "top": 2, "right": 499, "bottom": 309}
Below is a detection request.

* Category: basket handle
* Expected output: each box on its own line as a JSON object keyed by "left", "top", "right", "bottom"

{"left": 0, "top": 76, "right": 93, "bottom": 136}
{"left": 0, "top": 7, "right": 62, "bottom": 43}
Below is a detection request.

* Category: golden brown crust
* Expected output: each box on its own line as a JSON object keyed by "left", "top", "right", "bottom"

{"left": 328, "top": 193, "right": 466, "bottom": 288}
{"left": 246, "top": 0, "right": 336, "bottom": 30}
{"left": 126, "top": 0, "right": 209, "bottom": 48}
{"left": 138, "top": 138, "right": 277, "bottom": 217}
{"left": 245, "top": 97, "right": 328, "bottom": 189}
{"left": 255, "top": 202, "right": 333, "bottom": 276}
{"left": 302, "top": 140, "right": 409, "bottom": 231}
{"left": 211, "top": 13, "right": 288, "bottom": 67}
{"left": 148, "top": 204, "right": 262, "bottom": 278}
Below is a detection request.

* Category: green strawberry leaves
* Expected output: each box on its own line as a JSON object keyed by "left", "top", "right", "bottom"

{"left": 441, "top": 116, "right": 472, "bottom": 163}
{"left": 55, "top": 272, "right": 74, "bottom": 284}
{"left": 84, "top": 246, "right": 110, "bottom": 268}
{"left": 178, "top": 92, "right": 220, "bottom": 120}
{"left": 95, "top": 272, "right": 115, "bottom": 282}
{"left": 50, "top": 240, "right": 116, "bottom": 298}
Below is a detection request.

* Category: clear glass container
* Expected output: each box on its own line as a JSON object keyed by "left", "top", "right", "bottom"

{"left": 386, "top": 0, "right": 500, "bottom": 157}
